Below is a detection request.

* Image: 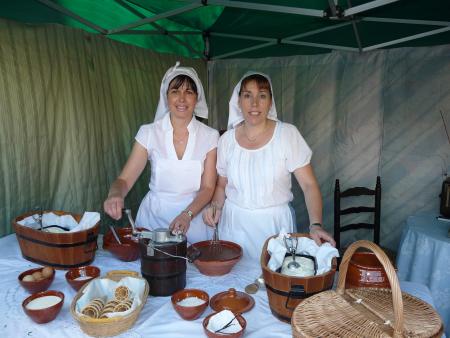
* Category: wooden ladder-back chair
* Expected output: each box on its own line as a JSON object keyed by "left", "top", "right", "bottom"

{"left": 334, "top": 176, "right": 381, "bottom": 250}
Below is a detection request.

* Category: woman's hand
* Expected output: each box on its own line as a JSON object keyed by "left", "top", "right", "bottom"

{"left": 104, "top": 195, "right": 124, "bottom": 220}
{"left": 202, "top": 204, "right": 221, "bottom": 227}
{"left": 309, "top": 224, "right": 336, "bottom": 247}
{"left": 169, "top": 212, "right": 191, "bottom": 235}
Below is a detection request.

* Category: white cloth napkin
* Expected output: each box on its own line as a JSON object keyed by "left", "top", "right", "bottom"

{"left": 267, "top": 232, "right": 339, "bottom": 275}
{"left": 206, "top": 310, "right": 242, "bottom": 334}
{"left": 76, "top": 276, "right": 146, "bottom": 318}
{"left": 18, "top": 211, "right": 99, "bottom": 232}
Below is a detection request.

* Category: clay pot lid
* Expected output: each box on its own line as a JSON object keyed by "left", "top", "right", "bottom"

{"left": 210, "top": 288, "right": 255, "bottom": 314}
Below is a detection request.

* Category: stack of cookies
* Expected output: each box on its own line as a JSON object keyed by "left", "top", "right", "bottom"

{"left": 81, "top": 286, "right": 133, "bottom": 319}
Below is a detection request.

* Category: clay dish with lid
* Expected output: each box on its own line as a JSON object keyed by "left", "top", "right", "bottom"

{"left": 22, "top": 290, "right": 64, "bottom": 324}
{"left": 188, "top": 240, "right": 242, "bottom": 276}
{"left": 103, "top": 227, "right": 142, "bottom": 262}
{"left": 171, "top": 288, "right": 209, "bottom": 320}
{"left": 65, "top": 265, "right": 100, "bottom": 291}
{"left": 202, "top": 311, "right": 246, "bottom": 338}
{"left": 19, "top": 267, "right": 55, "bottom": 294}
{"left": 210, "top": 288, "right": 255, "bottom": 314}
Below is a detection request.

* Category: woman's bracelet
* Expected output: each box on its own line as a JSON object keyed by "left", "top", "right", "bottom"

{"left": 309, "top": 223, "right": 322, "bottom": 231}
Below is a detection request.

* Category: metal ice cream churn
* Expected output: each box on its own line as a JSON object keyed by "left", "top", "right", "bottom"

{"left": 125, "top": 210, "right": 191, "bottom": 297}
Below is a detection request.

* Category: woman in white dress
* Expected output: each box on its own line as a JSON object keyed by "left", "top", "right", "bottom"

{"left": 203, "top": 72, "right": 335, "bottom": 259}
{"left": 104, "top": 63, "right": 219, "bottom": 243}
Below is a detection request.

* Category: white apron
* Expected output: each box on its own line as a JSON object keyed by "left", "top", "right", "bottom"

{"left": 135, "top": 133, "right": 212, "bottom": 244}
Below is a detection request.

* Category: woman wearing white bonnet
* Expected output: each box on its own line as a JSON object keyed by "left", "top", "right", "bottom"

{"left": 203, "top": 71, "right": 335, "bottom": 259}
{"left": 104, "top": 62, "right": 219, "bottom": 243}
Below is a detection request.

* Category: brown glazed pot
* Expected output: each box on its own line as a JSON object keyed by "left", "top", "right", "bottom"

{"left": 22, "top": 290, "right": 64, "bottom": 324}
{"left": 103, "top": 227, "right": 141, "bottom": 262}
{"left": 19, "top": 267, "right": 55, "bottom": 294}
{"left": 203, "top": 311, "right": 246, "bottom": 338}
{"left": 210, "top": 288, "right": 255, "bottom": 314}
{"left": 171, "top": 288, "right": 209, "bottom": 320}
{"left": 345, "top": 251, "right": 390, "bottom": 289}
{"left": 65, "top": 265, "right": 100, "bottom": 291}
{"left": 189, "top": 240, "right": 242, "bottom": 276}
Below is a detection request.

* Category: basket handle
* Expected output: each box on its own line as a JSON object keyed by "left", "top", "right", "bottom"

{"left": 336, "top": 240, "right": 404, "bottom": 338}
{"left": 105, "top": 270, "right": 139, "bottom": 279}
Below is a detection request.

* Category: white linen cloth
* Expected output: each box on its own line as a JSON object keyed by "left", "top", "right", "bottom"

{"left": 135, "top": 113, "right": 219, "bottom": 243}
{"left": 17, "top": 211, "right": 99, "bottom": 232}
{"left": 227, "top": 71, "right": 278, "bottom": 129}
{"left": 217, "top": 122, "right": 312, "bottom": 259}
{"left": 0, "top": 234, "right": 444, "bottom": 338}
{"left": 154, "top": 61, "right": 208, "bottom": 121}
{"left": 206, "top": 309, "right": 242, "bottom": 334}
{"left": 267, "top": 233, "right": 339, "bottom": 275}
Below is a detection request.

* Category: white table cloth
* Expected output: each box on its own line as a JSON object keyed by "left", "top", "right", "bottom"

{"left": 0, "top": 232, "right": 443, "bottom": 338}
{"left": 397, "top": 213, "right": 450, "bottom": 336}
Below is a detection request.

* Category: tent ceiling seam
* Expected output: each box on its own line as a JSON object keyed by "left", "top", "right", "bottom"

{"left": 35, "top": 0, "right": 108, "bottom": 34}
{"left": 107, "top": 0, "right": 203, "bottom": 34}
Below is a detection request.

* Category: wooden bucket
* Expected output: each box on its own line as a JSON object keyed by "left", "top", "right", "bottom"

{"left": 260, "top": 233, "right": 337, "bottom": 323}
{"left": 13, "top": 210, "right": 99, "bottom": 269}
{"left": 139, "top": 237, "right": 187, "bottom": 296}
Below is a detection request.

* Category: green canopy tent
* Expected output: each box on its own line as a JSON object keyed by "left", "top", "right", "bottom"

{"left": 2, "top": 0, "right": 450, "bottom": 59}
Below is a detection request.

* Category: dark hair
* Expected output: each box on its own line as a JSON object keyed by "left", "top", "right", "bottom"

{"left": 167, "top": 75, "right": 198, "bottom": 94}
{"left": 239, "top": 74, "right": 272, "bottom": 97}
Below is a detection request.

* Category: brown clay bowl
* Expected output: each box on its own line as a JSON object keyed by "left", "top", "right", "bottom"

{"left": 203, "top": 311, "right": 246, "bottom": 338}
{"left": 65, "top": 265, "right": 100, "bottom": 291}
{"left": 103, "top": 227, "right": 142, "bottom": 262}
{"left": 22, "top": 290, "right": 64, "bottom": 324}
{"left": 19, "top": 267, "right": 55, "bottom": 294}
{"left": 171, "top": 288, "right": 209, "bottom": 320}
{"left": 189, "top": 240, "right": 242, "bottom": 276}
{"left": 345, "top": 251, "right": 390, "bottom": 289}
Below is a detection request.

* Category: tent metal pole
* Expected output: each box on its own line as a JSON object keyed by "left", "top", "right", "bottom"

{"left": 283, "top": 21, "right": 354, "bottom": 41}
{"left": 108, "top": 1, "right": 203, "bottom": 34}
{"left": 210, "top": 32, "right": 276, "bottom": 42}
{"left": 207, "top": 0, "right": 325, "bottom": 17}
{"left": 113, "top": 0, "right": 206, "bottom": 60}
{"left": 212, "top": 41, "right": 277, "bottom": 60}
{"left": 347, "top": 0, "right": 363, "bottom": 53}
{"left": 363, "top": 26, "right": 450, "bottom": 51}
{"left": 362, "top": 17, "right": 450, "bottom": 26}
{"left": 284, "top": 40, "right": 359, "bottom": 52}
{"left": 110, "top": 30, "right": 202, "bottom": 35}
{"left": 344, "top": 0, "right": 401, "bottom": 17}
{"left": 35, "top": 0, "right": 107, "bottom": 34}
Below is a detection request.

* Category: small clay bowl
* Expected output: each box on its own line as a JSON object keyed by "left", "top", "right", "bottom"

{"left": 189, "top": 240, "right": 242, "bottom": 276}
{"left": 345, "top": 251, "right": 390, "bottom": 289}
{"left": 103, "top": 227, "right": 141, "bottom": 262}
{"left": 22, "top": 290, "right": 64, "bottom": 324}
{"left": 65, "top": 265, "right": 100, "bottom": 291}
{"left": 19, "top": 267, "right": 55, "bottom": 294}
{"left": 203, "top": 311, "right": 246, "bottom": 338}
{"left": 171, "top": 288, "right": 209, "bottom": 320}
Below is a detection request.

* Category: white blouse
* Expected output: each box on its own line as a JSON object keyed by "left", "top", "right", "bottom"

{"left": 135, "top": 113, "right": 219, "bottom": 194}
{"left": 217, "top": 121, "right": 312, "bottom": 209}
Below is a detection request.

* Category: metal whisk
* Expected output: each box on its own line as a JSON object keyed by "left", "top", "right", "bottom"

{"left": 209, "top": 204, "right": 222, "bottom": 256}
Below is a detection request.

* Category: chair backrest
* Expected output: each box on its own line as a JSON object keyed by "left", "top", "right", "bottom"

{"left": 334, "top": 176, "right": 381, "bottom": 249}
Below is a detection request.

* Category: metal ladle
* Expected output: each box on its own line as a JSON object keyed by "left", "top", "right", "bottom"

{"left": 284, "top": 236, "right": 300, "bottom": 269}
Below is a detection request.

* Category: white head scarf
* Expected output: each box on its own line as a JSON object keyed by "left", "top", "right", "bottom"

{"left": 227, "top": 71, "right": 278, "bottom": 129}
{"left": 154, "top": 61, "right": 208, "bottom": 122}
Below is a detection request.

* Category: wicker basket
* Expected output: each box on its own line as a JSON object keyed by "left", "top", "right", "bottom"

{"left": 70, "top": 270, "right": 149, "bottom": 337}
{"left": 292, "top": 240, "right": 443, "bottom": 338}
